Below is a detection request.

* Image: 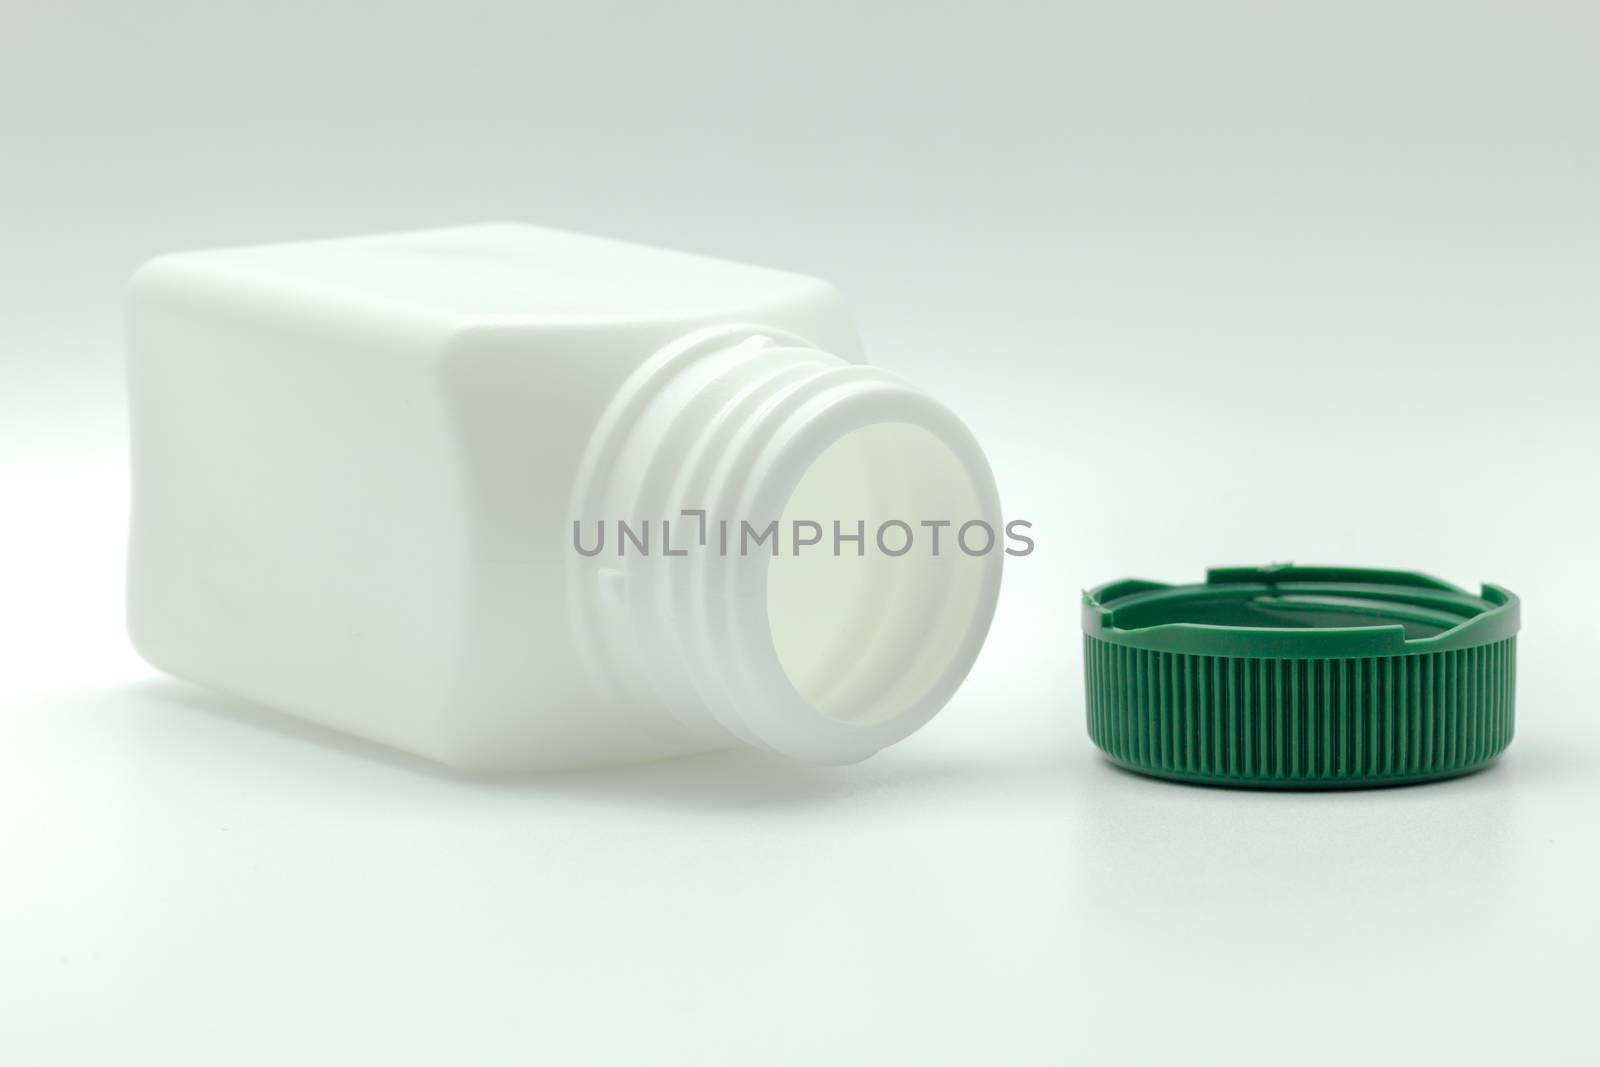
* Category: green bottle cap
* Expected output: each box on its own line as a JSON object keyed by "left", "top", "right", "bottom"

{"left": 1081, "top": 564, "right": 1519, "bottom": 788}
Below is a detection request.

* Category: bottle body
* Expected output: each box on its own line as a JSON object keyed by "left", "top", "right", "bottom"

{"left": 126, "top": 224, "right": 1001, "bottom": 770}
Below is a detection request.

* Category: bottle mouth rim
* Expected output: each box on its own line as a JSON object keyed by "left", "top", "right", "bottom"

{"left": 568, "top": 323, "right": 1005, "bottom": 765}
{"left": 711, "top": 372, "right": 1006, "bottom": 763}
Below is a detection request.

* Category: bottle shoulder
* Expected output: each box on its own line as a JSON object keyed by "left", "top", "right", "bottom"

{"left": 129, "top": 222, "right": 845, "bottom": 330}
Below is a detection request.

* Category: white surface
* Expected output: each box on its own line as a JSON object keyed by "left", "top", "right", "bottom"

{"left": 4, "top": 2, "right": 1599, "bottom": 1064}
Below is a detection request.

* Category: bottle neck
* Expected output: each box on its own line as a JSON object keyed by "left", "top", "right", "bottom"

{"left": 570, "top": 325, "right": 1003, "bottom": 764}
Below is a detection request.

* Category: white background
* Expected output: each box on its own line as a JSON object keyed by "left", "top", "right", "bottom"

{"left": 4, "top": 2, "right": 1598, "bottom": 1064}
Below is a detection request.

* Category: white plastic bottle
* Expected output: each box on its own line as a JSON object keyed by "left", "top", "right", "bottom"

{"left": 126, "top": 224, "right": 1004, "bottom": 770}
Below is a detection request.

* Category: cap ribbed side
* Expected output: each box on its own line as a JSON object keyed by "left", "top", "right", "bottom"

{"left": 1084, "top": 636, "right": 1516, "bottom": 787}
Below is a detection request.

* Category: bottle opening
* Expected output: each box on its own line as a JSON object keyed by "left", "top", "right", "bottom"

{"left": 570, "top": 324, "right": 1005, "bottom": 764}
{"left": 766, "top": 421, "right": 998, "bottom": 727}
